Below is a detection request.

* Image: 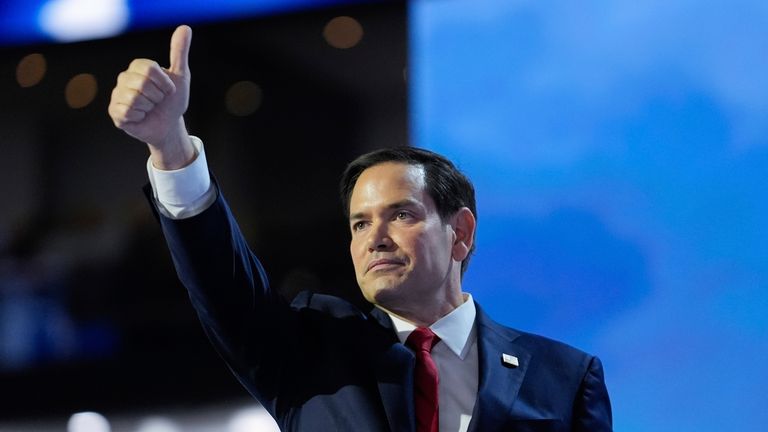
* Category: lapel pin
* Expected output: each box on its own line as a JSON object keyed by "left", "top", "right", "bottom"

{"left": 501, "top": 353, "right": 519, "bottom": 368}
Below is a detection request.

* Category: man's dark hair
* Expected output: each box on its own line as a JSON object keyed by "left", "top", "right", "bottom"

{"left": 340, "top": 146, "right": 477, "bottom": 275}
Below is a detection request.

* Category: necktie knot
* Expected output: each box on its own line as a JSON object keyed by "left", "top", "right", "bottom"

{"left": 406, "top": 327, "right": 440, "bottom": 353}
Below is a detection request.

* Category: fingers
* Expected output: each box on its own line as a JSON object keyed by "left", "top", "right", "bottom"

{"left": 115, "top": 74, "right": 159, "bottom": 107}
{"left": 108, "top": 59, "right": 175, "bottom": 125}
{"left": 108, "top": 100, "right": 146, "bottom": 126}
{"left": 108, "top": 81, "right": 152, "bottom": 122}
{"left": 169, "top": 25, "right": 192, "bottom": 75}
{"left": 127, "top": 58, "right": 175, "bottom": 95}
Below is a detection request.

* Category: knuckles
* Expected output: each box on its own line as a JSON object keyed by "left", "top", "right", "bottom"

{"left": 128, "top": 58, "right": 159, "bottom": 72}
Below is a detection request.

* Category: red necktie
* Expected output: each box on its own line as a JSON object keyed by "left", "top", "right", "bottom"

{"left": 406, "top": 327, "right": 441, "bottom": 432}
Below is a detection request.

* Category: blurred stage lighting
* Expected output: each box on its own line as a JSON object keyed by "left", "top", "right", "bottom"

{"left": 38, "top": 0, "right": 129, "bottom": 43}
{"left": 323, "top": 16, "right": 364, "bottom": 49}
{"left": 16, "top": 53, "right": 47, "bottom": 88}
{"left": 227, "top": 406, "right": 279, "bottom": 432}
{"left": 134, "top": 416, "right": 181, "bottom": 432}
{"left": 65, "top": 73, "right": 98, "bottom": 109}
{"left": 67, "top": 412, "right": 111, "bottom": 432}
{"left": 225, "top": 81, "right": 263, "bottom": 117}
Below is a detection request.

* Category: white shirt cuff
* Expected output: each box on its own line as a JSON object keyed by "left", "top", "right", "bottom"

{"left": 146, "top": 135, "right": 217, "bottom": 219}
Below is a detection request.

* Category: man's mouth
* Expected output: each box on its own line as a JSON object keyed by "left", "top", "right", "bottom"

{"left": 366, "top": 258, "right": 404, "bottom": 273}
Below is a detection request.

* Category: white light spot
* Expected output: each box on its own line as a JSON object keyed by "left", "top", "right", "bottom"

{"left": 227, "top": 406, "right": 280, "bottom": 432}
{"left": 38, "top": 0, "right": 129, "bottom": 43}
{"left": 67, "top": 412, "right": 111, "bottom": 432}
{"left": 135, "top": 416, "right": 181, "bottom": 432}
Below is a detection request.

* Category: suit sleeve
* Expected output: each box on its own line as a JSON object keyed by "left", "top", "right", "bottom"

{"left": 146, "top": 183, "right": 295, "bottom": 413}
{"left": 572, "top": 355, "right": 613, "bottom": 431}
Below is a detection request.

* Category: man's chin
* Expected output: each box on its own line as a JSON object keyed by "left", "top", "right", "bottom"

{"left": 362, "top": 280, "right": 404, "bottom": 305}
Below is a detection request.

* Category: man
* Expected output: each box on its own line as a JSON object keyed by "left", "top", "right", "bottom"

{"left": 108, "top": 25, "right": 612, "bottom": 431}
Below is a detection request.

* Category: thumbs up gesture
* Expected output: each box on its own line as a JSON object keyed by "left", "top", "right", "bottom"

{"left": 108, "top": 25, "right": 195, "bottom": 169}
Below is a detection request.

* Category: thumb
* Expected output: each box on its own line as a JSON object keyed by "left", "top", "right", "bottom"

{"left": 169, "top": 25, "right": 192, "bottom": 74}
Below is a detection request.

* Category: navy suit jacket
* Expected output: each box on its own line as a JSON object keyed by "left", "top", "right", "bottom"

{"left": 149, "top": 186, "right": 612, "bottom": 431}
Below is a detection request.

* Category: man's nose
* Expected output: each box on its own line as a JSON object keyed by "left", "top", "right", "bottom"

{"left": 367, "top": 222, "right": 394, "bottom": 252}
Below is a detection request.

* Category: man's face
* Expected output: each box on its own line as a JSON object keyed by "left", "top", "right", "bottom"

{"left": 348, "top": 162, "right": 458, "bottom": 313}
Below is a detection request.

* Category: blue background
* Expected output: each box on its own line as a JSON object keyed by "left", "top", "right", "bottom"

{"left": 0, "top": 0, "right": 371, "bottom": 45}
{"left": 411, "top": 0, "right": 768, "bottom": 430}
{"left": 1, "top": 0, "right": 766, "bottom": 429}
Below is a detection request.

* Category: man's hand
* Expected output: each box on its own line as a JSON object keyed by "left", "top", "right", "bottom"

{"left": 108, "top": 25, "right": 195, "bottom": 170}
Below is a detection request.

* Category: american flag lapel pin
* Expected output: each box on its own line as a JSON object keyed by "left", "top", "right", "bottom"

{"left": 501, "top": 353, "right": 519, "bottom": 368}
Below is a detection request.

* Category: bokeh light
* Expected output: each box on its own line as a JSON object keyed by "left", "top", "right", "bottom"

{"left": 16, "top": 53, "right": 47, "bottom": 88}
{"left": 225, "top": 81, "right": 263, "bottom": 117}
{"left": 65, "top": 73, "right": 98, "bottom": 109}
{"left": 67, "top": 412, "right": 111, "bottom": 432}
{"left": 323, "top": 16, "right": 363, "bottom": 49}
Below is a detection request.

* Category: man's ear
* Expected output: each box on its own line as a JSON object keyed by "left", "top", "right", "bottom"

{"left": 450, "top": 207, "right": 476, "bottom": 262}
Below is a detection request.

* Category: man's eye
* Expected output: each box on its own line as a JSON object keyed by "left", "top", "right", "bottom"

{"left": 396, "top": 211, "right": 409, "bottom": 220}
{"left": 353, "top": 221, "right": 367, "bottom": 231}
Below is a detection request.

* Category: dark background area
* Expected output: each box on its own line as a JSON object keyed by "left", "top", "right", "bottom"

{"left": 0, "top": 0, "right": 406, "bottom": 420}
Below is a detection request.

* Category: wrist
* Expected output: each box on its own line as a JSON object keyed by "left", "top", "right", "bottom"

{"left": 148, "top": 120, "right": 195, "bottom": 170}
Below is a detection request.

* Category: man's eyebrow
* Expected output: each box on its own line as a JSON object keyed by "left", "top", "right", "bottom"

{"left": 386, "top": 199, "right": 421, "bottom": 210}
{"left": 349, "top": 199, "right": 422, "bottom": 221}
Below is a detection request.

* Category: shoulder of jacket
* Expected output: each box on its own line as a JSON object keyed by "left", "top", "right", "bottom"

{"left": 291, "top": 290, "right": 369, "bottom": 320}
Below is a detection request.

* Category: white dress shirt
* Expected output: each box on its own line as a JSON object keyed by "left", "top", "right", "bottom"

{"left": 384, "top": 297, "right": 479, "bottom": 432}
{"left": 146, "top": 136, "right": 216, "bottom": 219}
{"left": 147, "top": 137, "right": 480, "bottom": 431}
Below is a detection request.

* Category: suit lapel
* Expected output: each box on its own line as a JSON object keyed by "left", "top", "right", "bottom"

{"left": 365, "top": 304, "right": 529, "bottom": 432}
{"left": 467, "top": 305, "right": 531, "bottom": 432}
{"left": 368, "top": 307, "right": 417, "bottom": 432}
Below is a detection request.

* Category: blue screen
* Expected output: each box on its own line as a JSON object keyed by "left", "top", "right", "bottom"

{"left": 411, "top": 0, "right": 768, "bottom": 430}
{"left": 0, "top": 0, "right": 374, "bottom": 46}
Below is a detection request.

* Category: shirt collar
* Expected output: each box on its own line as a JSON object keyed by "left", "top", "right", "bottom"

{"left": 384, "top": 293, "right": 477, "bottom": 360}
